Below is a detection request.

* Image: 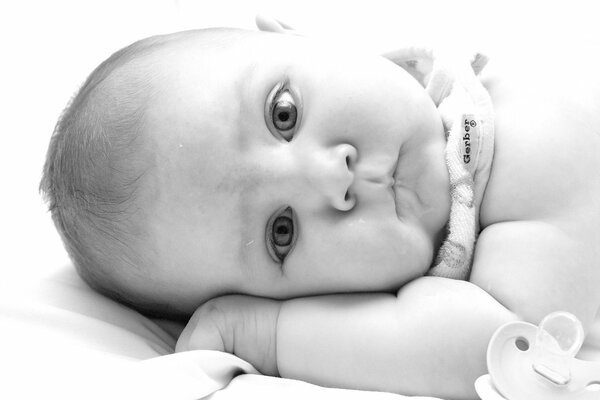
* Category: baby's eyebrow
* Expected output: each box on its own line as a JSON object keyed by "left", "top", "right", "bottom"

{"left": 236, "top": 168, "right": 263, "bottom": 266}
{"left": 234, "top": 60, "right": 261, "bottom": 151}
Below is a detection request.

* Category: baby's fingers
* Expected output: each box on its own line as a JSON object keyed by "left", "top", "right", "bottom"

{"left": 175, "top": 299, "right": 227, "bottom": 353}
{"left": 176, "top": 295, "right": 282, "bottom": 376}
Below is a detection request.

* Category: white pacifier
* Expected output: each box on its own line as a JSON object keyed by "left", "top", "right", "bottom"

{"left": 475, "top": 311, "right": 600, "bottom": 400}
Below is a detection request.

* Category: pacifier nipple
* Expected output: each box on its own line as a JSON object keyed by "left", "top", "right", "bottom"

{"left": 532, "top": 311, "right": 585, "bottom": 385}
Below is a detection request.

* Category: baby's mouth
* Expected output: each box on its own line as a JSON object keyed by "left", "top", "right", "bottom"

{"left": 391, "top": 151, "right": 402, "bottom": 218}
{"left": 391, "top": 150, "right": 420, "bottom": 221}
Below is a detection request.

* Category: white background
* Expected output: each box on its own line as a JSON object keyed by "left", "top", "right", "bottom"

{"left": 1, "top": 0, "right": 598, "bottom": 284}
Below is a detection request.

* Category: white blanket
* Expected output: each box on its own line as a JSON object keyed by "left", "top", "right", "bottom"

{"left": 0, "top": 266, "right": 437, "bottom": 400}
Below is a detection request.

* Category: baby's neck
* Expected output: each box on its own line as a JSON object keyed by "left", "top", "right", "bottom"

{"left": 426, "top": 52, "right": 495, "bottom": 280}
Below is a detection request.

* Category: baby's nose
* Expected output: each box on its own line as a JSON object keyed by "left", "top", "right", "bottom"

{"left": 310, "top": 144, "right": 357, "bottom": 211}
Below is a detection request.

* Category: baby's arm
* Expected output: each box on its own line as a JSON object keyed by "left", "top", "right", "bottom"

{"left": 177, "top": 277, "right": 516, "bottom": 399}
{"left": 276, "top": 277, "right": 516, "bottom": 399}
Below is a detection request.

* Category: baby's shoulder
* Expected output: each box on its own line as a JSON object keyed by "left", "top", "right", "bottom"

{"left": 479, "top": 43, "right": 600, "bottom": 229}
{"left": 469, "top": 45, "right": 600, "bottom": 326}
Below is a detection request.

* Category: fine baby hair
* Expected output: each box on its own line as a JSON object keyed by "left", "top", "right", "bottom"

{"left": 40, "top": 32, "right": 186, "bottom": 318}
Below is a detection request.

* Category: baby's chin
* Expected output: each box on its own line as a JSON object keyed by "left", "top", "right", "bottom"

{"left": 393, "top": 89, "right": 450, "bottom": 241}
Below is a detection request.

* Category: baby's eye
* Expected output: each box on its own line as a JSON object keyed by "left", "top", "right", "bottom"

{"left": 265, "top": 82, "right": 301, "bottom": 142}
{"left": 266, "top": 206, "right": 297, "bottom": 263}
{"left": 272, "top": 91, "right": 297, "bottom": 138}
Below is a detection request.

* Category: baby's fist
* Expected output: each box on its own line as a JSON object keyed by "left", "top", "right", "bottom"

{"left": 176, "top": 295, "right": 282, "bottom": 376}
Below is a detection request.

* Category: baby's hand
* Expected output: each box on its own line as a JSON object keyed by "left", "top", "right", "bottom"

{"left": 175, "top": 295, "right": 282, "bottom": 376}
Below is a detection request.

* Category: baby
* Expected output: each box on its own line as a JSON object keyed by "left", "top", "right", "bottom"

{"left": 41, "top": 23, "right": 600, "bottom": 399}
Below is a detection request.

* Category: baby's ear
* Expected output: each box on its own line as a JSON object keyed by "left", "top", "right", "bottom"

{"left": 255, "top": 14, "right": 300, "bottom": 35}
{"left": 382, "top": 47, "right": 489, "bottom": 88}
{"left": 381, "top": 47, "right": 435, "bottom": 87}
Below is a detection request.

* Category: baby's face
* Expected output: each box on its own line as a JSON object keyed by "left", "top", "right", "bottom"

{"left": 136, "top": 30, "right": 450, "bottom": 313}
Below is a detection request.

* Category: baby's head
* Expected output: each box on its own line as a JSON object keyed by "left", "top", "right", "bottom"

{"left": 41, "top": 28, "right": 450, "bottom": 318}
